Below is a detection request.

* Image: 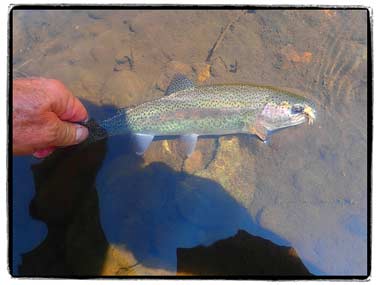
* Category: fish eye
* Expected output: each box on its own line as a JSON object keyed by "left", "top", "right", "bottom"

{"left": 291, "top": 104, "right": 304, "bottom": 114}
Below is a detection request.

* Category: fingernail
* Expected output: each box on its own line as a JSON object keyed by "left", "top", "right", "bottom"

{"left": 76, "top": 125, "right": 89, "bottom": 143}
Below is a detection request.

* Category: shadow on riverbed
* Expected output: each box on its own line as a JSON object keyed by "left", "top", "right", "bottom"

{"left": 15, "top": 99, "right": 315, "bottom": 277}
{"left": 17, "top": 100, "right": 112, "bottom": 276}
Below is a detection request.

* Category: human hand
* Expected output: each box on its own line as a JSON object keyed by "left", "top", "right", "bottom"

{"left": 13, "top": 78, "right": 89, "bottom": 158}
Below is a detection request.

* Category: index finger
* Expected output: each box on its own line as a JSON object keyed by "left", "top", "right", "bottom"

{"left": 60, "top": 95, "right": 89, "bottom": 122}
{"left": 46, "top": 79, "right": 88, "bottom": 122}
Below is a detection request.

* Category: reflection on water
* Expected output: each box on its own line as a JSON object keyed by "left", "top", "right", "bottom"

{"left": 11, "top": 8, "right": 368, "bottom": 276}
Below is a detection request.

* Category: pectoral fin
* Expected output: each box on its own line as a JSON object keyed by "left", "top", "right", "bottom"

{"left": 180, "top": 134, "right": 198, "bottom": 156}
{"left": 250, "top": 121, "right": 269, "bottom": 142}
{"left": 134, "top": 133, "right": 154, "bottom": 155}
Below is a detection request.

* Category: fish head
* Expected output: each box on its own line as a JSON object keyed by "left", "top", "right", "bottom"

{"left": 256, "top": 96, "right": 317, "bottom": 132}
{"left": 289, "top": 99, "right": 317, "bottom": 126}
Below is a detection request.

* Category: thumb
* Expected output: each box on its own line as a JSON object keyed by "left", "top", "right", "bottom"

{"left": 53, "top": 119, "right": 89, "bottom": 147}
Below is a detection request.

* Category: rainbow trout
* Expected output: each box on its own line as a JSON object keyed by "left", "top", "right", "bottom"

{"left": 93, "top": 74, "right": 316, "bottom": 156}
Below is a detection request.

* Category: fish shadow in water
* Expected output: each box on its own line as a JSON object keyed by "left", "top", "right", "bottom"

{"left": 97, "top": 157, "right": 312, "bottom": 275}
{"left": 16, "top": 99, "right": 312, "bottom": 276}
{"left": 97, "top": 132, "right": 312, "bottom": 274}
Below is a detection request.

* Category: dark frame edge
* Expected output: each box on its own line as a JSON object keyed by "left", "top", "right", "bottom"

{"left": 7, "top": 5, "right": 372, "bottom": 280}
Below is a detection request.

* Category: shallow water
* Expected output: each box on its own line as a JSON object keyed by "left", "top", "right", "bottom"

{"left": 11, "top": 9, "right": 368, "bottom": 276}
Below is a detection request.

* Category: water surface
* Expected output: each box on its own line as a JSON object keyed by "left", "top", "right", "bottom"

{"left": 12, "top": 8, "right": 368, "bottom": 276}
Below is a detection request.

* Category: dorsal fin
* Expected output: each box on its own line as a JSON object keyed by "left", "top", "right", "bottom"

{"left": 165, "top": 74, "right": 195, "bottom": 95}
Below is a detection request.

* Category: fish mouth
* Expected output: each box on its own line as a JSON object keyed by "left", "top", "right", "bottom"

{"left": 290, "top": 113, "right": 307, "bottom": 126}
{"left": 303, "top": 105, "right": 316, "bottom": 125}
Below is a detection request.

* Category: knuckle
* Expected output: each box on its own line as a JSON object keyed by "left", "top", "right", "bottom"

{"left": 47, "top": 78, "right": 64, "bottom": 90}
{"left": 55, "top": 123, "right": 76, "bottom": 146}
{"left": 46, "top": 79, "right": 69, "bottom": 103}
{"left": 30, "top": 113, "right": 57, "bottom": 147}
{"left": 47, "top": 119, "right": 61, "bottom": 144}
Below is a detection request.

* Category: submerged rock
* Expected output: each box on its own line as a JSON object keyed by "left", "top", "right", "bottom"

{"left": 194, "top": 136, "right": 256, "bottom": 209}
{"left": 101, "top": 245, "right": 175, "bottom": 276}
{"left": 177, "top": 229, "right": 312, "bottom": 276}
